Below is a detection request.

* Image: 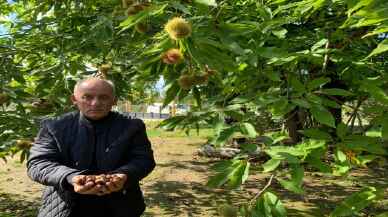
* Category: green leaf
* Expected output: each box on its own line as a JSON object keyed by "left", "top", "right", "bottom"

{"left": 302, "top": 128, "right": 332, "bottom": 141}
{"left": 363, "top": 25, "right": 388, "bottom": 38}
{"left": 158, "top": 116, "right": 186, "bottom": 130}
{"left": 296, "top": 139, "right": 326, "bottom": 151}
{"left": 306, "top": 149, "right": 332, "bottom": 173}
{"left": 291, "top": 164, "right": 304, "bottom": 187}
{"left": 207, "top": 160, "right": 249, "bottom": 189}
{"left": 319, "top": 88, "right": 353, "bottom": 96}
{"left": 376, "top": 212, "right": 388, "bottom": 217}
{"left": 335, "top": 149, "right": 347, "bottom": 163}
{"left": 311, "top": 38, "right": 328, "bottom": 51}
{"left": 269, "top": 98, "right": 296, "bottom": 118}
{"left": 163, "top": 82, "right": 180, "bottom": 108}
{"left": 357, "top": 155, "right": 377, "bottom": 166}
{"left": 382, "top": 116, "right": 388, "bottom": 140}
{"left": 331, "top": 187, "right": 378, "bottom": 217}
{"left": 343, "top": 135, "right": 387, "bottom": 155}
{"left": 119, "top": 4, "right": 166, "bottom": 30}
{"left": 278, "top": 152, "right": 301, "bottom": 164}
{"left": 310, "top": 105, "right": 336, "bottom": 128}
{"left": 207, "top": 160, "right": 240, "bottom": 188}
{"left": 257, "top": 47, "right": 288, "bottom": 58}
{"left": 272, "top": 28, "right": 288, "bottom": 39}
{"left": 367, "top": 39, "right": 388, "bottom": 58}
{"left": 361, "top": 81, "right": 388, "bottom": 104}
{"left": 291, "top": 98, "right": 311, "bottom": 108}
{"left": 214, "top": 126, "right": 239, "bottom": 146}
{"left": 266, "top": 146, "right": 305, "bottom": 158}
{"left": 240, "top": 122, "right": 257, "bottom": 138}
{"left": 307, "top": 77, "right": 331, "bottom": 90}
{"left": 278, "top": 178, "right": 304, "bottom": 194}
{"left": 321, "top": 97, "right": 341, "bottom": 109}
{"left": 228, "top": 161, "right": 250, "bottom": 189}
{"left": 290, "top": 76, "right": 306, "bottom": 93}
{"left": 262, "top": 158, "right": 281, "bottom": 172}
{"left": 240, "top": 143, "right": 259, "bottom": 153}
{"left": 265, "top": 70, "right": 281, "bottom": 81}
{"left": 194, "top": 0, "right": 217, "bottom": 6}
{"left": 336, "top": 123, "right": 348, "bottom": 140}
{"left": 263, "top": 192, "right": 287, "bottom": 217}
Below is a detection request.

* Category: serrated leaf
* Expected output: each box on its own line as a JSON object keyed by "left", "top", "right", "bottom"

{"left": 310, "top": 105, "right": 336, "bottom": 128}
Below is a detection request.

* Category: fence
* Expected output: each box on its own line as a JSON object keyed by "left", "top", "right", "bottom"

{"left": 126, "top": 112, "right": 170, "bottom": 120}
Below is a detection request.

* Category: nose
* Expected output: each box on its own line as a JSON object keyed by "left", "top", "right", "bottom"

{"left": 90, "top": 97, "right": 102, "bottom": 106}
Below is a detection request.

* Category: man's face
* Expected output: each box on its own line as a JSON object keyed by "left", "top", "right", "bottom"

{"left": 71, "top": 79, "right": 117, "bottom": 120}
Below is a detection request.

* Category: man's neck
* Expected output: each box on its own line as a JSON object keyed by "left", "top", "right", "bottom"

{"left": 81, "top": 112, "right": 112, "bottom": 125}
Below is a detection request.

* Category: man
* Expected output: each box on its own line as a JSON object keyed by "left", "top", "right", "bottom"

{"left": 27, "top": 77, "right": 155, "bottom": 217}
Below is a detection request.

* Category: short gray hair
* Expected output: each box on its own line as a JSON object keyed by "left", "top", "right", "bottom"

{"left": 74, "top": 77, "right": 116, "bottom": 97}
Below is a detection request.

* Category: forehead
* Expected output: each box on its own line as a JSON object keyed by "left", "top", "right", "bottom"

{"left": 76, "top": 80, "right": 114, "bottom": 96}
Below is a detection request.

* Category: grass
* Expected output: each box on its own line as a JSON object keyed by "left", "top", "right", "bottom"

{"left": 144, "top": 120, "right": 214, "bottom": 139}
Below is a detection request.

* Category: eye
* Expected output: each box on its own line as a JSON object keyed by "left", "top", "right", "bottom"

{"left": 82, "top": 95, "right": 93, "bottom": 101}
{"left": 99, "top": 95, "right": 110, "bottom": 101}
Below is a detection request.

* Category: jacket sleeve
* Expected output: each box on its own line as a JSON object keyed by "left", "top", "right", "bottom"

{"left": 27, "top": 120, "right": 80, "bottom": 191}
{"left": 113, "top": 119, "right": 156, "bottom": 188}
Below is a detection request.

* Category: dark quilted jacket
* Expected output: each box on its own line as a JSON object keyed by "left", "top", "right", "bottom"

{"left": 27, "top": 111, "right": 156, "bottom": 217}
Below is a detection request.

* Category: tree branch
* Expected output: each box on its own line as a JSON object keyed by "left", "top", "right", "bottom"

{"left": 249, "top": 174, "right": 274, "bottom": 205}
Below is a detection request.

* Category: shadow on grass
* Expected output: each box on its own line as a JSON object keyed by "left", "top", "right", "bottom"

{"left": 143, "top": 180, "right": 253, "bottom": 217}
{"left": 156, "top": 160, "right": 212, "bottom": 173}
{"left": 0, "top": 192, "right": 39, "bottom": 217}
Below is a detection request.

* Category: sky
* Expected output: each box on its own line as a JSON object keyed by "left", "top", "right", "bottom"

{"left": 0, "top": 0, "right": 15, "bottom": 37}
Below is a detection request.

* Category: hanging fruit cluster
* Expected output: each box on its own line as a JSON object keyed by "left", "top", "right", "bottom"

{"left": 164, "top": 17, "right": 192, "bottom": 40}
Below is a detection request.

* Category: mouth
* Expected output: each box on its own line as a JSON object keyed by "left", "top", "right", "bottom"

{"left": 88, "top": 110, "right": 104, "bottom": 113}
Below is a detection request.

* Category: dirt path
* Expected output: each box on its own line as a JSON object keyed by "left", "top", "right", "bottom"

{"left": 0, "top": 135, "right": 387, "bottom": 217}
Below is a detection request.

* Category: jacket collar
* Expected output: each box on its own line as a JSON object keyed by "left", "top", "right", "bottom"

{"left": 78, "top": 111, "right": 115, "bottom": 128}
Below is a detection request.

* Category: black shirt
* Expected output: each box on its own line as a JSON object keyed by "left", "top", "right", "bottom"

{"left": 70, "top": 113, "right": 114, "bottom": 217}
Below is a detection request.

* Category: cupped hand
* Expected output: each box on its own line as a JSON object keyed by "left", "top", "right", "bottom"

{"left": 71, "top": 175, "right": 109, "bottom": 196}
{"left": 105, "top": 173, "right": 127, "bottom": 193}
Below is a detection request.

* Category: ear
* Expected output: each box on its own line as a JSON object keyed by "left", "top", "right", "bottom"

{"left": 71, "top": 95, "right": 77, "bottom": 105}
{"left": 113, "top": 97, "right": 118, "bottom": 106}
